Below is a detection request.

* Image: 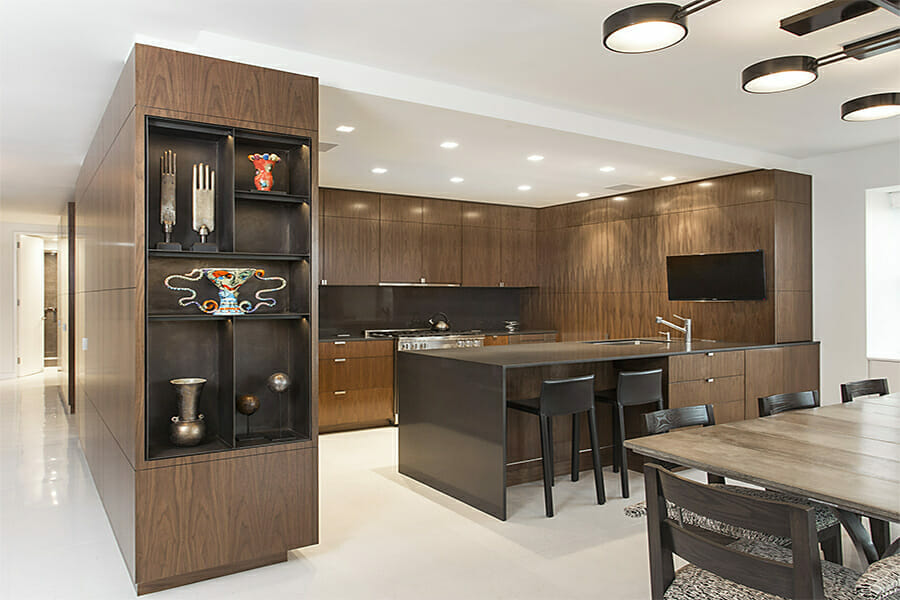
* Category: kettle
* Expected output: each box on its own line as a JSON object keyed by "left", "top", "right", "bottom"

{"left": 428, "top": 312, "right": 451, "bottom": 332}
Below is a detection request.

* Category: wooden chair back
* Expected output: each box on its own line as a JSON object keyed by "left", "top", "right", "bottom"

{"left": 644, "top": 464, "right": 825, "bottom": 600}
{"left": 758, "top": 390, "right": 819, "bottom": 417}
{"left": 840, "top": 378, "right": 889, "bottom": 403}
{"left": 642, "top": 404, "right": 716, "bottom": 434}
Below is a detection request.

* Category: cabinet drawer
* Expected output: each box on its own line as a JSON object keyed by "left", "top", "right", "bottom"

{"left": 319, "top": 356, "right": 393, "bottom": 392}
{"left": 714, "top": 399, "right": 745, "bottom": 424}
{"left": 319, "top": 339, "right": 393, "bottom": 359}
{"left": 668, "top": 380, "right": 708, "bottom": 409}
{"left": 669, "top": 351, "right": 744, "bottom": 382}
{"left": 668, "top": 375, "right": 744, "bottom": 415}
{"left": 320, "top": 388, "right": 393, "bottom": 430}
{"left": 708, "top": 375, "right": 744, "bottom": 405}
{"left": 484, "top": 335, "right": 509, "bottom": 346}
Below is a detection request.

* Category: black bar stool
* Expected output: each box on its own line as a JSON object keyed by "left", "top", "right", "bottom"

{"left": 507, "top": 374, "right": 605, "bottom": 517}
{"left": 594, "top": 368, "right": 663, "bottom": 498}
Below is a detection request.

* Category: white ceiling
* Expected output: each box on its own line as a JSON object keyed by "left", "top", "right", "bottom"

{"left": 1, "top": 0, "right": 898, "bottom": 221}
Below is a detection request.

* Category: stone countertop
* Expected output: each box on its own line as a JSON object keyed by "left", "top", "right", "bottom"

{"left": 319, "top": 329, "right": 557, "bottom": 342}
{"left": 401, "top": 338, "right": 819, "bottom": 369}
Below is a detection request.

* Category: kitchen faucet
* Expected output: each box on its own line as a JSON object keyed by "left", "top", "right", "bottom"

{"left": 656, "top": 314, "right": 692, "bottom": 346}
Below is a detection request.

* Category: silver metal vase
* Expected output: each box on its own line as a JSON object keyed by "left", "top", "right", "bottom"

{"left": 169, "top": 377, "right": 207, "bottom": 447}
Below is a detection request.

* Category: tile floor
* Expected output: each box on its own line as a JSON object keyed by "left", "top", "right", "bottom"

{"left": 0, "top": 371, "right": 873, "bottom": 599}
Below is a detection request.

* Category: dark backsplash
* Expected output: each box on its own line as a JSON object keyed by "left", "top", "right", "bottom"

{"left": 320, "top": 286, "right": 521, "bottom": 335}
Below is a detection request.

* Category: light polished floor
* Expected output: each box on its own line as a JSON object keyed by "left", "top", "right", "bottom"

{"left": 0, "top": 371, "right": 872, "bottom": 599}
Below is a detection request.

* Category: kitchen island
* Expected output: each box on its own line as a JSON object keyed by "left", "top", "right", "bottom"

{"left": 397, "top": 338, "right": 820, "bottom": 519}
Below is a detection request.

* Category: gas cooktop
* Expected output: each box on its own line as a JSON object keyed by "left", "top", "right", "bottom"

{"left": 365, "top": 328, "right": 486, "bottom": 338}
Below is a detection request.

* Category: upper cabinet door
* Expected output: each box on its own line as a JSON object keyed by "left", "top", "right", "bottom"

{"left": 462, "top": 225, "right": 501, "bottom": 286}
{"left": 321, "top": 216, "right": 380, "bottom": 285}
{"left": 380, "top": 194, "right": 423, "bottom": 222}
{"left": 321, "top": 188, "right": 380, "bottom": 219}
{"left": 422, "top": 223, "right": 461, "bottom": 284}
{"left": 380, "top": 220, "right": 423, "bottom": 283}
{"left": 422, "top": 198, "right": 462, "bottom": 225}
{"left": 501, "top": 228, "right": 537, "bottom": 287}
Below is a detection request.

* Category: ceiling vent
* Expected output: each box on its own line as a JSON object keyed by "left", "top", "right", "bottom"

{"left": 319, "top": 142, "right": 338, "bottom": 153}
{"left": 605, "top": 184, "right": 641, "bottom": 191}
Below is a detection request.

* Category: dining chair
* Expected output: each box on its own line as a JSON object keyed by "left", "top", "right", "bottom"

{"left": 644, "top": 464, "right": 862, "bottom": 600}
{"left": 841, "top": 378, "right": 890, "bottom": 403}
{"left": 759, "top": 390, "right": 820, "bottom": 417}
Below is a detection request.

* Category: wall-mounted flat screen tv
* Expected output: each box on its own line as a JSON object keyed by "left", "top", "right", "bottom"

{"left": 666, "top": 250, "right": 766, "bottom": 301}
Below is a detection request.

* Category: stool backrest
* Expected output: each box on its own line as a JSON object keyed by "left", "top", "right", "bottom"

{"left": 758, "top": 390, "right": 819, "bottom": 417}
{"left": 540, "top": 374, "right": 595, "bottom": 416}
{"left": 840, "top": 378, "right": 889, "bottom": 403}
{"left": 645, "top": 464, "right": 825, "bottom": 600}
{"left": 643, "top": 404, "right": 716, "bottom": 435}
{"left": 617, "top": 369, "right": 663, "bottom": 407}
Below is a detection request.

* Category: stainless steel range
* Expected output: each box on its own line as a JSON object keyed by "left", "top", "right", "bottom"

{"left": 363, "top": 328, "right": 487, "bottom": 422}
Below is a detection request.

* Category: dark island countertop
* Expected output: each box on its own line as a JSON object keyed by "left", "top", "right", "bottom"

{"left": 402, "top": 338, "right": 819, "bottom": 368}
{"left": 319, "top": 329, "right": 557, "bottom": 342}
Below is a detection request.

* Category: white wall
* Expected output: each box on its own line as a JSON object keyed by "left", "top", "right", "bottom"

{"left": 798, "top": 141, "right": 900, "bottom": 404}
{"left": 0, "top": 221, "right": 60, "bottom": 379}
{"left": 865, "top": 186, "right": 900, "bottom": 361}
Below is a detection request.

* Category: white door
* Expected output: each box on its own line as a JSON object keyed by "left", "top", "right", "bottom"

{"left": 17, "top": 235, "right": 44, "bottom": 376}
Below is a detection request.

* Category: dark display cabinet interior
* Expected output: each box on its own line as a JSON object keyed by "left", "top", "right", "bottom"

{"left": 145, "top": 116, "right": 313, "bottom": 460}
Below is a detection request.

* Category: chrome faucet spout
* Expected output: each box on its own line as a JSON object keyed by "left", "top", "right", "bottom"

{"left": 656, "top": 314, "right": 692, "bottom": 345}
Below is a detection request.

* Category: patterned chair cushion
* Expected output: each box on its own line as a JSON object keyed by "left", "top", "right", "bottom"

{"left": 624, "top": 484, "right": 839, "bottom": 547}
{"left": 855, "top": 554, "right": 900, "bottom": 600}
{"left": 663, "top": 539, "right": 863, "bottom": 600}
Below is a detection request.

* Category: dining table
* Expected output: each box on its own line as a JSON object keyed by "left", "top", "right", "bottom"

{"left": 625, "top": 394, "right": 900, "bottom": 564}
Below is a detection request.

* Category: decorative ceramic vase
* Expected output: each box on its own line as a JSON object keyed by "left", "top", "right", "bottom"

{"left": 248, "top": 153, "right": 281, "bottom": 191}
{"left": 164, "top": 267, "right": 287, "bottom": 316}
{"left": 170, "top": 378, "right": 206, "bottom": 447}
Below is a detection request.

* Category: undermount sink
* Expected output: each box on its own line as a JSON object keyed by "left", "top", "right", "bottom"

{"left": 584, "top": 338, "right": 670, "bottom": 346}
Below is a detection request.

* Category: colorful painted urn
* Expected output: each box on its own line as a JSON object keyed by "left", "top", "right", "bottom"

{"left": 165, "top": 267, "right": 287, "bottom": 316}
{"left": 248, "top": 153, "right": 281, "bottom": 191}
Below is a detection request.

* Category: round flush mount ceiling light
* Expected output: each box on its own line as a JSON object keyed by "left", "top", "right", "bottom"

{"left": 603, "top": 3, "right": 687, "bottom": 54}
{"left": 371, "top": 167, "right": 388, "bottom": 174}
{"left": 450, "top": 176, "right": 465, "bottom": 183}
{"left": 517, "top": 185, "right": 532, "bottom": 191}
{"left": 742, "top": 56, "right": 818, "bottom": 94}
{"left": 841, "top": 92, "right": 900, "bottom": 122}
{"left": 440, "top": 141, "right": 459, "bottom": 149}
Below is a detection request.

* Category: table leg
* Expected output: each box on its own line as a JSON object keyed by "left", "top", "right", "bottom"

{"left": 870, "top": 518, "right": 891, "bottom": 558}
{"left": 836, "top": 510, "right": 880, "bottom": 565}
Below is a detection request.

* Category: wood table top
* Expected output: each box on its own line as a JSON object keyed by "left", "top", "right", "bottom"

{"left": 625, "top": 395, "right": 900, "bottom": 522}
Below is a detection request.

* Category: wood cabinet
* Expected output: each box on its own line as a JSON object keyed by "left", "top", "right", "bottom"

{"left": 501, "top": 228, "right": 537, "bottom": 287}
{"left": 483, "top": 335, "right": 509, "bottom": 346}
{"left": 320, "top": 188, "right": 380, "bottom": 285}
{"left": 379, "top": 220, "right": 423, "bottom": 283}
{"left": 462, "top": 225, "right": 501, "bottom": 286}
{"left": 509, "top": 332, "right": 558, "bottom": 344}
{"left": 318, "top": 340, "right": 394, "bottom": 432}
{"left": 744, "top": 343, "right": 819, "bottom": 419}
{"left": 667, "top": 350, "right": 745, "bottom": 424}
{"left": 422, "top": 223, "right": 462, "bottom": 284}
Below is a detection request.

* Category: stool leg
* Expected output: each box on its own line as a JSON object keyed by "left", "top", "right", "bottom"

{"left": 617, "top": 404, "right": 629, "bottom": 498}
{"left": 571, "top": 413, "right": 580, "bottom": 482}
{"left": 548, "top": 416, "right": 555, "bottom": 487}
{"left": 587, "top": 406, "right": 606, "bottom": 505}
{"left": 611, "top": 403, "right": 621, "bottom": 474}
{"left": 539, "top": 415, "right": 554, "bottom": 517}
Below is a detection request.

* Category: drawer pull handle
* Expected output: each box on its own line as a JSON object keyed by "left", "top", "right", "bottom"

{"left": 707, "top": 352, "right": 714, "bottom": 356}
{"left": 334, "top": 341, "right": 346, "bottom": 345}
{"left": 707, "top": 378, "right": 714, "bottom": 383}
{"left": 334, "top": 358, "right": 347, "bottom": 363}
{"left": 334, "top": 390, "right": 347, "bottom": 395}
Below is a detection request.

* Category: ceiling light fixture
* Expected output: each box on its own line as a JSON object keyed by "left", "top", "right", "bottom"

{"left": 742, "top": 28, "right": 900, "bottom": 94}
{"left": 527, "top": 154, "right": 545, "bottom": 161}
{"left": 661, "top": 176, "right": 677, "bottom": 182}
{"left": 602, "top": 1, "right": 723, "bottom": 54}
{"left": 371, "top": 167, "right": 387, "bottom": 174}
{"left": 599, "top": 166, "right": 616, "bottom": 172}
{"left": 613, "top": 196, "right": 628, "bottom": 202}
{"left": 450, "top": 177, "right": 465, "bottom": 183}
{"left": 577, "top": 192, "right": 591, "bottom": 198}
{"left": 518, "top": 185, "right": 532, "bottom": 191}
{"left": 841, "top": 92, "right": 900, "bottom": 121}
{"left": 440, "top": 141, "right": 459, "bottom": 149}
{"left": 336, "top": 125, "right": 355, "bottom": 133}
{"left": 699, "top": 181, "right": 714, "bottom": 187}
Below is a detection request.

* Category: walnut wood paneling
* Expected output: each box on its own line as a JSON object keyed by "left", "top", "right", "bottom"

{"left": 380, "top": 220, "right": 423, "bottom": 283}
{"left": 380, "top": 194, "right": 423, "bottom": 222}
{"left": 320, "top": 188, "right": 380, "bottom": 219}
{"left": 775, "top": 291, "right": 813, "bottom": 343}
{"left": 423, "top": 223, "right": 462, "bottom": 284}
{"left": 320, "top": 388, "right": 393, "bottom": 432}
{"left": 321, "top": 216, "right": 379, "bottom": 285}
{"left": 319, "top": 356, "right": 394, "bottom": 392}
{"left": 500, "top": 228, "right": 536, "bottom": 287}
{"left": 422, "top": 197, "right": 462, "bottom": 224}
{"left": 135, "top": 448, "right": 317, "bottom": 585}
{"left": 744, "top": 343, "right": 820, "bottom": 419}
{"left": 319, "top": 339, "right": 393, "bottom": 359}
{"left": 462, "top": 226, "right": 501, "bottom": 286}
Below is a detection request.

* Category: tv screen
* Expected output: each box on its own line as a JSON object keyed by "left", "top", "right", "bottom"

{"left": 666, "top": 251, "right": 766, "bottom": 301}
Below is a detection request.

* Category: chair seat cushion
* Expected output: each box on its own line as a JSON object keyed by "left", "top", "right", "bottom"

{"left": 855, "top": 554, "right": 900, "bottom": 600}
{"left": 663, "top": 539, "right": 863, "bottom": 600}
{"left": 624, "top": 484, "right": 839, "bottom": 546}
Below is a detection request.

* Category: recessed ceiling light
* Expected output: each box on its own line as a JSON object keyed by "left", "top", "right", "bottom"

{"left": 742, "top": 56, "right": 818, "bottom": 94}
{"left": 602, "top": 3, "right": 688, "bottom": 54}
{"left": 599, "top": 166, "right": 616, "bottom": 173}
{"left": 450, "top": 177, "right": 464, "bottom": 183}
{"left": 699, "top": 181, "right": 714, "bottom": 188}
{"left": 527, "top": 154, "right": 545, "bottom": 162}
{"left": 613, "top": 196, "right": 627, "bottom": 202}
{"left": 577, "top": 192, "right": 590, "bottom": 198}
{"left": 841, "top": 92, "right": 900, "bottom": 122}
{"left": 518, "top": 185, "right": 532, "bottom": 191}
{"left": 661, "top": 176, "right": 677, "bottom": 182}
{"left": 336, "top": 125, "right": 355, "bottom": 133}
{"left": 440, "top": 141, "right": 459, "bottom": 149}
{"left": 371, "top": 167, "right": 388, "bottom": 174}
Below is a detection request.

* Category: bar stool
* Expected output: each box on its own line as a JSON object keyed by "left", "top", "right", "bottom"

{"left": 507, "top": 374, "right": 606, "bottom": 517}
{"left": 594, "top": 369, "right": 663, "bottom": 498}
